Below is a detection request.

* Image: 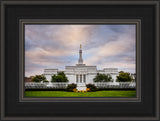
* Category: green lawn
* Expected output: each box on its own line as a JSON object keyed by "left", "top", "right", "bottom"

{"left": 25, "top": 90, "right": 136, "bottom": 97}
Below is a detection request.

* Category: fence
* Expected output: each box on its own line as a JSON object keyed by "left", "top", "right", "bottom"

{"left": 25, "top": 82, "right": 136, "bottom": 89}
{"left": 94, "top": 82, "right": 136, "bottom": 89}
{"left": 25, "top": 82, "right": 68, "bottom": 89}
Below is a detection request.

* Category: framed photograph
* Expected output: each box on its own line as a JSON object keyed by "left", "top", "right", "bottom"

{"left": 1, "top": 0, "right": 160, "bottom": 120}
{"left": 21, "top": 19, "right": 140, "bottom": 102}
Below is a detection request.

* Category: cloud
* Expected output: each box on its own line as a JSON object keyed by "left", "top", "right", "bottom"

{"left": 25, "top": 24, "right": 136, "bottom": 77}
{"left": 84, "top": 25, "right": 135, "bottom": 66}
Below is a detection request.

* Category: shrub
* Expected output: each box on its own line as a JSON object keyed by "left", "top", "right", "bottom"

{"left": 86, "top": 84, "right": 97, "bottom": 91}
{"left": 31, "top": 75, "right": 47, "bottom": 82}
{"left": 43, "top": 80, "right": 49, "bottom": 83}
{"left": 66, "top": 83, "right": 77, "bottom": 92}
{"left": 73, "top": 88, "right": 77, "bottom": 92}
{"left": 86, "top": 88, "right": 90, "bottom": 91}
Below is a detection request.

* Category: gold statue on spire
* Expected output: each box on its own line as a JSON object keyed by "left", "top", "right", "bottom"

{"left": 80, "top": 44, "right": 82, "bottom": 49}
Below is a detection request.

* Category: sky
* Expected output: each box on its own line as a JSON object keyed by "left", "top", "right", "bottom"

{"left": 25, "top": 24, "right": 136, "bottom": 77}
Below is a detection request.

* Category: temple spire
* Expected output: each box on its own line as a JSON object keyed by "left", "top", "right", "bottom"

{"left": 78, "top": 44, "right": 83, "bottom": 64}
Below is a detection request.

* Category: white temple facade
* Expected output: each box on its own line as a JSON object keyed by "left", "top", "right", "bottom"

{"left": 44, "top": 45, "right": 119, "bottom": 86}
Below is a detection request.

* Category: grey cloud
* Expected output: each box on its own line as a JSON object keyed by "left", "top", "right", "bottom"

{"left": 25, "top": 24, "right": 136, "bottom": 76}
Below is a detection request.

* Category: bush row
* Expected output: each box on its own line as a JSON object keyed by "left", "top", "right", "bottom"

{"left": 66, "top": 83, "right": 97, "bottom": 92}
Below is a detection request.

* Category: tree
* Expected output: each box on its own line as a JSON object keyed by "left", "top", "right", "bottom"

{"left": 51, "top": 71, "right": 69, "bottom": 82}
{"left": 57, "top": 71, "right": 65, "bottom": 76}
{"left": 43, "top": 80, "right": 49, "bottom": 83}
{"left": 29, "top": 76, "right": 34, "bottom": 79}
{"left": 31, "top": 75, "right": 47, "bottom": 82}
{"left": 93, "top": 73, "right": 113, "bottom": 82}
{"left": 116, "top": 72, "right": 133, "bottom": 82}
{"left": 119, "top": 71, "right": 124, "bottom": 74}
{"left": 51, "top": 75, "right": 57, "bottom": 82}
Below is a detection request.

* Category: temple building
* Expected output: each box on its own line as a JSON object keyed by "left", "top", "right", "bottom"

{"left": 44, "top": 45, "right": 119, "bottom": 86}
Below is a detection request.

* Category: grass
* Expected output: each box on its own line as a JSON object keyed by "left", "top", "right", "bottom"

{"left": 25, "top": 90, "right": 136, "bottom": 97}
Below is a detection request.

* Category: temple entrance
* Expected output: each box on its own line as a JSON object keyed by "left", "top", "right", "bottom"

{"left": 76, "top": 74, "right": 87, "bottom": 91}
{"left": 76, "top": 74, "right": 86, "bottom": 83}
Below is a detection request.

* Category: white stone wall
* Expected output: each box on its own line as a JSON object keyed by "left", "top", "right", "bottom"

{"left": 86, "top": 74, "right": 96, "bottom": 84}
{"left": 98, "top": 68, "right": 119, "bottom": 83}
{"left": 45, "top": 74, "right": 52, "bottom": 82}
{"left": 44, "top": 66, "right": 119, "bottom": 84}
{"left": 110, "top": 74, "right": 118, "bottom": 83}
{"left": 65, "top": 74, "right": 76, "bottom": 84}
{"left": 44, "top": 69, "right": 58, "bottom": 83}
{"left": 103, "top": 68, "right": 118, "bottom": 73}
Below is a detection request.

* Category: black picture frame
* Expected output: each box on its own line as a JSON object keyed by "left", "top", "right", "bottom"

{"left": 1, "top": 0, "right": 160, "bottom": 120}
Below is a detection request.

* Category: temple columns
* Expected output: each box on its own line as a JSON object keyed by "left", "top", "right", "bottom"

{"left": 76, "top": 74, "right": 86, "bottom": 83}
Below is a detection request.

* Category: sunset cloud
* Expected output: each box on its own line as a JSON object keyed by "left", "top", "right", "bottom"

{"left": 25, "top": 24, "right": 136, "bottom": 77}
